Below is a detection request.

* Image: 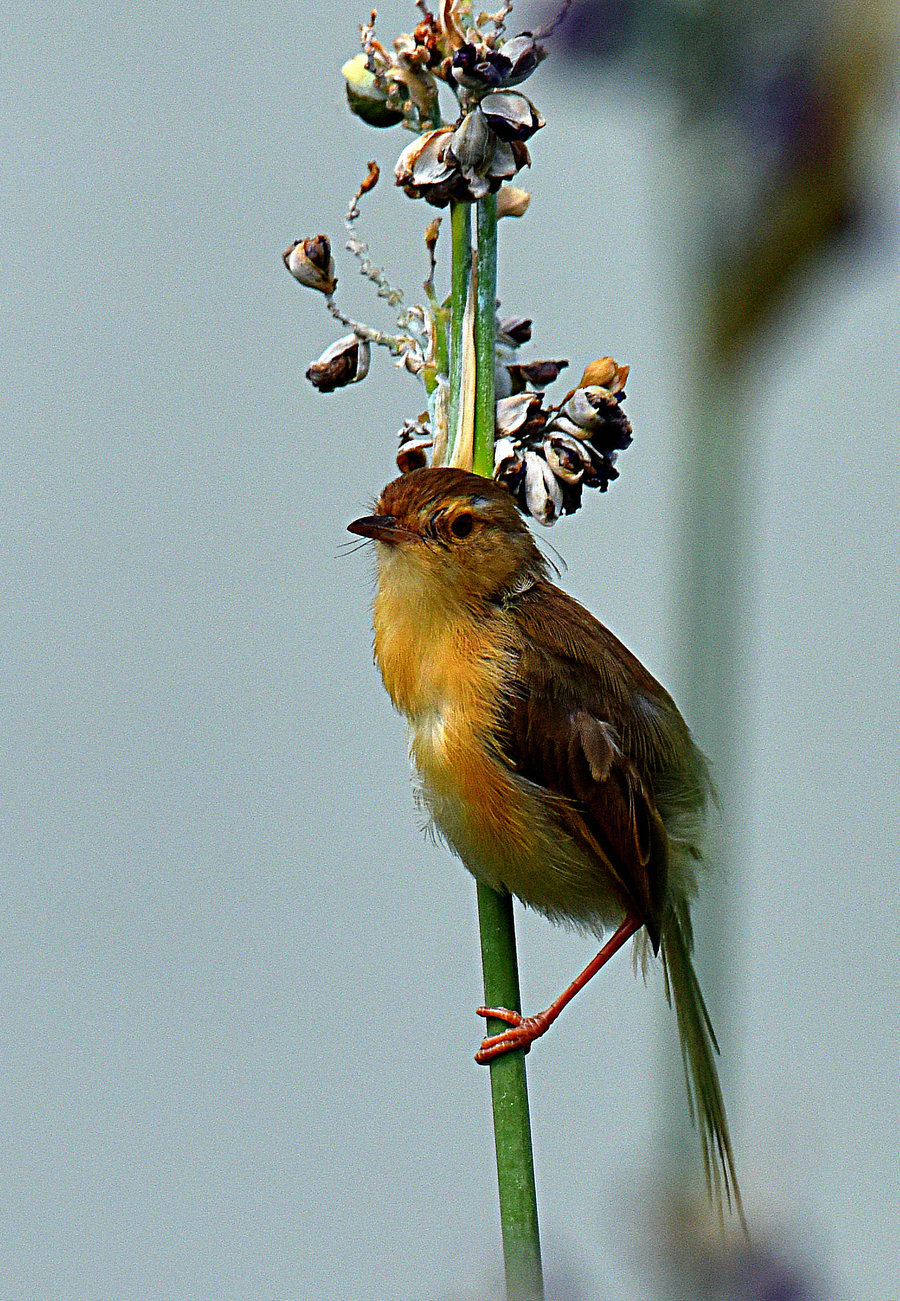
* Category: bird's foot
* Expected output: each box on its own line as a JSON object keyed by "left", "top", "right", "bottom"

{"left": 474, "top": 1006, "right": 551, "bottom": 1064}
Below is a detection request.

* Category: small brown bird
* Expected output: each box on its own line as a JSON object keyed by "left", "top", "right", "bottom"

{"left": 348, "top": 465, "right": 741, "bottom": 1217}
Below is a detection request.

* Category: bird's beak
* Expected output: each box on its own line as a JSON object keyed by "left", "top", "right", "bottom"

{"left": 347, "top": 513, "right": 404, "bottom": 544}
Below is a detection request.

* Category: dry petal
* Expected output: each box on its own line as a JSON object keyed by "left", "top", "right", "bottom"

{"left": 523, "top": 451, "right": 562, "bottom": 525}
{"left": 497, "top": 317, "right": 533, "bottom": 347}
{"left": 506, "top": 358, "right": 568, "bottom": 390}
{"left": 496, "top": 185, "right": 530, "bottom": 218}
{"left": 496, "top": 391, "right": 545, "bottom": 438}
{"left": 480, "top": 91, "right": 544, "bottom": 143}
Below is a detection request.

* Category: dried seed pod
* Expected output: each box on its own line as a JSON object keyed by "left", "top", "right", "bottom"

{"left": 397, "top": 417, "right": 433, "bottom": 474}
{"left": 448, "top": 108, "right": 495, "bottom": 176}
{"left": 447, "top": 109, "right": 504, "bottom": 198}
{"left": 282, "top": 235, "right": 337, "bottom": 295}
{"left": 545, "top": 412, "right": 589, "bottom": 441}
{"left": 563, "top": 385, "right": 607, "bottom": 430}
{"left": 496, "top": 391, "right": 546, "bottom": 439}
{"left": 306, "top": 334, "right": 370, "bottom": 392}
{"left": 450, "top": 42, "right": 513, "bottom": 91}
{"left": 543, "top": 434, "right": 585, "bottom": 484}
{"left": 480, "top": 92, "right": 544, "bottom": 143}
{"left": 395, "top": 127, "right": 454, "bottom": 185}
{"left": 394, "top": 127, "right": 458, "bottom": 204}
{"left": 573, "top": 356, "right": 629, "bottom": 395}
{"left": 563, "top": 387, "right": 632, "bottom": 451}
{"left": 523, "top": 450, "right": 562, "bottom": 526}
{"left": 493, "top": 436, "right": 523, "bottom": 479}
{"left": 506, "top": 358, "right": 568, "bottom": 391}
{"left": 486, "top": 138, "right": 522, "bottom": 184}
{"left": 495, "top": 33, "right": 546, "bottom": 87}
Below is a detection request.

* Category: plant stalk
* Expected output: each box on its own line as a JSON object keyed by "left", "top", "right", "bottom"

{"left": 472, "top": 194, "right": 498, "bottom": 478}
{"left": 447, "top": 199, "right": 472, "bottom": 467}
{"left": 470, "top": 192, "right": 544, "bottom": 1301}
{"left": 477, "top": 883, "right": 544, "bottom": 1301}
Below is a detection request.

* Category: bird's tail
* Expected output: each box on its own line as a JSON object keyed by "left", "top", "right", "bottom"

{"left": 660, "top": 903, "right": 745, "bottom": 1228}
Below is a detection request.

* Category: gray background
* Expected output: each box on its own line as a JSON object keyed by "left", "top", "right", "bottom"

{"left": 3, "top": 2, "right": 898, "bottom": 1297}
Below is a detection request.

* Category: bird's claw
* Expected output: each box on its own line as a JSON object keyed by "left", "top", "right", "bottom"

{"left": 474, "top": 1006, "right": 545, "bottom": 1064}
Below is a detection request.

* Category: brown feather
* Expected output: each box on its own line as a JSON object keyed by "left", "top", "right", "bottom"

{"left": 493, "top": 579, "right": 707, "bottom": 949}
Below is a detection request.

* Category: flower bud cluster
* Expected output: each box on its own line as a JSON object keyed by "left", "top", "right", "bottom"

{"left": 390, "top": 310, "right": 632, "bottom": 526}
{"left": 340, "top": 4, "right": 547, "bottom": 210}
{"left": 394, "top": 91, "right": 542, "bottom": 207}
{"left": 493, "top": 355, "right": 632, "bottom": 525}
{"left": 342, "top": 11, "right": 443, "bottom": 132}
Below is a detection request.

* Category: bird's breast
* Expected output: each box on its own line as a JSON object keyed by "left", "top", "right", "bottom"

{"left": 371, "top": 572, "right": 624, "bottom": 928}
{"left": 372, "top": 586, "right": 534, "bottom": 883}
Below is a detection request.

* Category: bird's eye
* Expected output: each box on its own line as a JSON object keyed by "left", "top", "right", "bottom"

{"left": 449, "top": 512, "right": 474, "bottom": 539}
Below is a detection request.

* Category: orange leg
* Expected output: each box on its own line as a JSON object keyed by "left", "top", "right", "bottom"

{"left": 475, "top": 915, "right": 642, "bottom": 1064}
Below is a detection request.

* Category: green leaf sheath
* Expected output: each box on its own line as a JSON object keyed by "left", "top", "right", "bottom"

{"left": 447, "top": 200, "right": 472, "bottom": 466}
{"left": 472, "top": 194, "right": 498, "bottom": 478}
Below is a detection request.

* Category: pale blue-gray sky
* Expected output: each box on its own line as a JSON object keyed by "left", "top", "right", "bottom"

{"left": 2, "top": 3, "right": 898, "bottom": 1298}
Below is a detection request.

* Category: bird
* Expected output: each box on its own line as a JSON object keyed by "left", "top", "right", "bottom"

{"left": 347, "top": 464, "right": 742, "bottom": 1219}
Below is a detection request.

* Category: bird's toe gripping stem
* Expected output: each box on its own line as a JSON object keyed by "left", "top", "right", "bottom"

{"left": 474, "top": 1006, "right": 552, "bottom": 1064}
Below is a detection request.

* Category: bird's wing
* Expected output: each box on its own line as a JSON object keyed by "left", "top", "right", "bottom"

{"left": 497, "top": 581, "right": 692, "bottom": 948}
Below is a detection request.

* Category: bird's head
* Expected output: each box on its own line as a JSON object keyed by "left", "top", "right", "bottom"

{"left": 348, "top": 467, "right": 547, "bottom": 607}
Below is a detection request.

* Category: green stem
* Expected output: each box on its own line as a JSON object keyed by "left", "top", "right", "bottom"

{"left": 472, "top": 193, "right": 498, "bottom": 477}
{"left": 477, "top": 884, "right": 544, "bottom": 1301}
{"left": 471, "top": 192, "right": 544, "bottom": 1301}
{"left": 447, "top": 200, "right": 472, "bottom": 466}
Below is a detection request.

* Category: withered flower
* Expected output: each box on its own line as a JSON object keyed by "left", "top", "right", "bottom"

{"left": 493, "top": 436, "right": 524, "bottom": 482}
{"left": 447, "top": 109, "right": 496, "bottom": 192}
{"left": 450, "top": 42, "right": 514, "bottom": 91}
{"left": 306, "top": 334, "right": 370, "bottom": 392}
{"left": 496, "top": 391, "right": 547, "bottom": 440}
{"left": 495, "top": 33, "right": 546, "bottom": 87}
{"left": 394, "top": 127, "right": 458, "bottom": 205}
{"left": 450, "top": 32, "right": 546, "bottom": 92}
{"left": 506, "top": 358, "right": 568, "bottom": 392}
{"left": 549, "top": 355, "right": 632, "bottom": 466}
{"left": 556, "top": 385, "right": 632, "bottom": 452}
{"left": 569, "top": 356, "right": 629, "bottom": 396}
{"left": 496, "top": 317, "right": 533, "bottom": 347}
{"left": 397, "top": 416, "right": 433, "bottom": 473}
{"left": 282, "top": 234, "right": 337, "bottom": 295}
{"left": 523, "top": 450, "right": 563, "bottom": 525}
{"left": 479, "top": 92, "right": 544, "bottom": 143}
{"left": 543, "top": 433, "right": 585, "bottom": 483}
{"left": 487, "top": 138, "right": 529, "bottom": 187}
{"left": 395, "top": 114, "right": 529, "bottom": 207}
